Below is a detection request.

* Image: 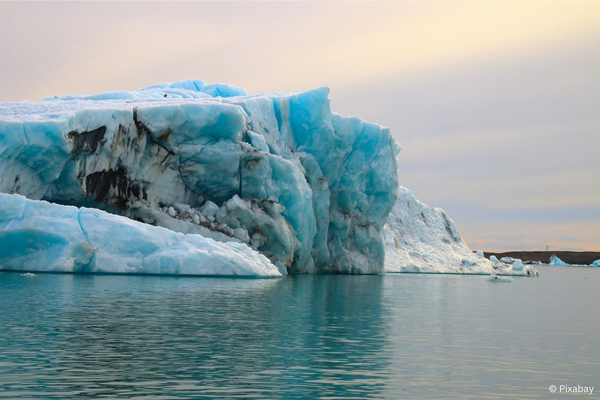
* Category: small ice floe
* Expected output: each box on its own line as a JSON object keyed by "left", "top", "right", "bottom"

{"left": 488, "top": 273, "right": 515, "bottom": 283}
{"left": 20, "top": 273, "right": 37, "bottom": 277}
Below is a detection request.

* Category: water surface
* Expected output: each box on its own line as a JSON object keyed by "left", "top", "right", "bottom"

{"left": 1, "top": 266, "right": 598, "bottom": 398}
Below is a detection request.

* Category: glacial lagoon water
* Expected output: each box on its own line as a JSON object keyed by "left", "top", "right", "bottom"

{"left": 1, "top": 265, "right": 598, "bottom": 399}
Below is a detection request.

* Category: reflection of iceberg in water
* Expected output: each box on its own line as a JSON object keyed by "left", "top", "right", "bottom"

{"left": 279, "top": 275, "right": 393, "bottom": 397}
{"left": 0, "top": 273, "right": 394, "bottom": 398}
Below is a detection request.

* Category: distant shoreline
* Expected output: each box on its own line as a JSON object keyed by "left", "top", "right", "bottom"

{"left": 480, "top": 251, "right": 600, "bottom": 265}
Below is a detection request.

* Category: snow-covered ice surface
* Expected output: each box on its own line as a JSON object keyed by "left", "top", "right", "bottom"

{"left": 384, "top": 187, "right": 538, "bottom": 276}
{"left": 0, "top": 193, "right": 280, "bottom": 277}
{"left": 0, "top": 80, "right": 399, "bottom": 275}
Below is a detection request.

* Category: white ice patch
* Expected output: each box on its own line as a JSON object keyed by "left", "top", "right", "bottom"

{"left": 384, "top": 187, "right": 538, "bottom": 276}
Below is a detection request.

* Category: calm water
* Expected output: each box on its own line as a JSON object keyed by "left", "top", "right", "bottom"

{"left": 0, "top": 266, "right": 598, "bottom": 399}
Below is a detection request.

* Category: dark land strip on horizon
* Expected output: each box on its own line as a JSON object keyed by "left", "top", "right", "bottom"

{"left": 480, "top": 251, "right": 600, "bottom": 265}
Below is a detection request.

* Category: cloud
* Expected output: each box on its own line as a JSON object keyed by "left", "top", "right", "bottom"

{"left": 2, "top": 2, "right": 600, "bottom": 101}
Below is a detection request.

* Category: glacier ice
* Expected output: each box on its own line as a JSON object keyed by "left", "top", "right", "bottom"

{"left": 384, "top": 187, "right": 538, "bottom": 276}
{"left": 591, "top": 259, "right": 600, "bottom": 267}
{"left": 0, "top": 80, "right": 400, "bottom": 275}
{"left": 0, "top": 193, "right": 280, "bottom": 277}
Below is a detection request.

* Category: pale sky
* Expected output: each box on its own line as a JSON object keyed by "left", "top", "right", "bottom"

{"left": 1, "top": 1, "right": 599, "bottom": 251}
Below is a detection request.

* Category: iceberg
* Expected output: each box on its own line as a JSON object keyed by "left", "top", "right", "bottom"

{"left": 548, "top": 254, "right": 570, "bottom": 267}
{"left": 0, "top": 80, "right": 400, "bottom": 275}
{"left": 549, "top": 255, "right": 569, "bottom": 266}
{"left": 384, "top": 187, "right": 538, "bottom": 276}
{"left": 0, "top": 193, "right": 280, "bottom": 277}
{"left": 548, "top": 254, "right": 590, "bottom": 267}
{"left": 591, "top": 259, "right": 600, "bottom": 267}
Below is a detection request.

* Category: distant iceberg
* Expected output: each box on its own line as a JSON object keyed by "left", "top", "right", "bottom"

{"left": 0, "top": 80, "right": 400, "bottom": 275}
{"left": 548, "top": 254, "right": 592, "bottom": 267}
{"left": 549, "top": 255, "right": 569, "bottom": 266}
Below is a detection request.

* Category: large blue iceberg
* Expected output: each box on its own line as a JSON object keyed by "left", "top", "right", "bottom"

{"left": 0, "top": 80, "right": 400, "bottom": 276}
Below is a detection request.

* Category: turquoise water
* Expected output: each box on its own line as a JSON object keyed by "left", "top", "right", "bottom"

{"left": 0, "top": 265, "right": 598, "bottom": 399}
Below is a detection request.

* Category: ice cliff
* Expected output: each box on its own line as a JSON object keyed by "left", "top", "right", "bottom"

{"left": 384, "top": 187, "right": 538, "bottom": 276}
{"left": 0, "top": 80, "right": 400, "bottom": 276}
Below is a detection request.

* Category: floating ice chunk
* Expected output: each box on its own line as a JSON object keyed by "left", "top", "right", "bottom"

{"left": 490, "top": 255, "right": 500, "bottom": 263}
{"left": 0, "top": 193, "right": 280, "bottom": 277}
{"left": 476, "top": 250, "right": 485, "bottom": 258}
{"left": 591, "top": 259, "right": 600, "bottom": 267}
